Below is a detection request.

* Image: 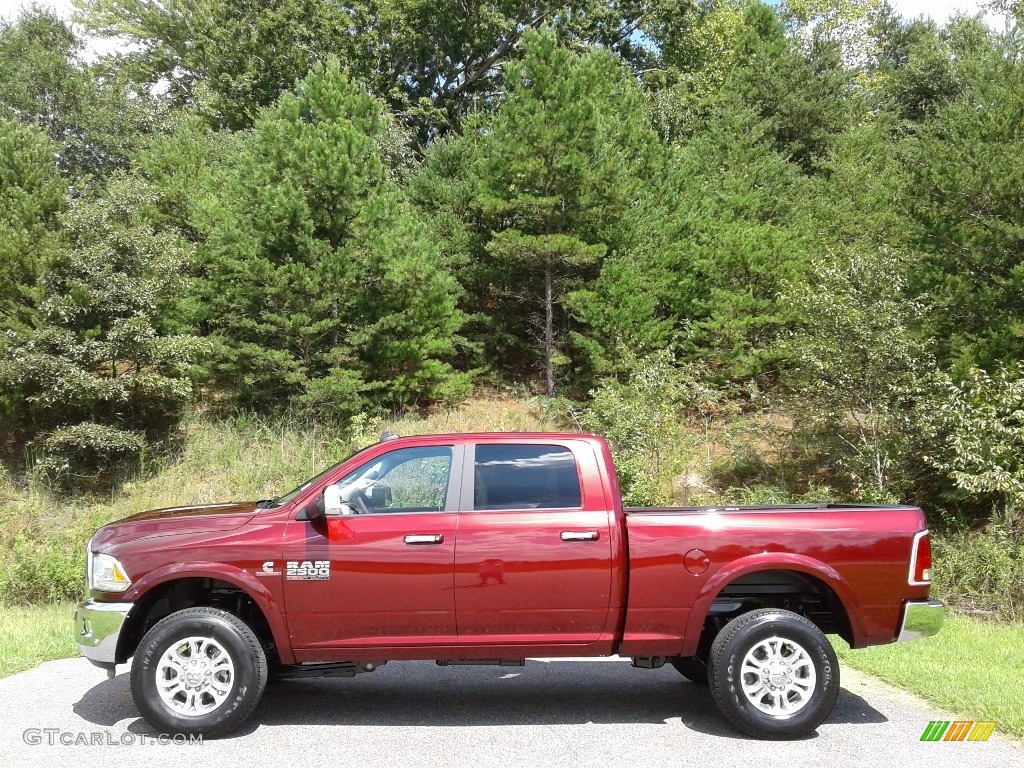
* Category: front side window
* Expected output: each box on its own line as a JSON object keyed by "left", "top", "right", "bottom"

{"left": 473, "top": 444, "right": 582, "bottom": 510}
{"left": 329, "top": 446, "right": 453, "bottom": 514}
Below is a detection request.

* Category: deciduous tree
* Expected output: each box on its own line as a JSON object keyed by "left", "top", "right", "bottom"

{"left": 0, "top": 174, "right": 204, "bottom": 485}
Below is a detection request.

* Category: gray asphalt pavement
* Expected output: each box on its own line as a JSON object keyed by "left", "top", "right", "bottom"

{"left": 0, "top": 656, "right": 1018, "bottom": 768}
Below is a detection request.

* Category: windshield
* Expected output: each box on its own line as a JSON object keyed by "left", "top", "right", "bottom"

{"left": 268, "top": 446, "right": 366, "bottom": 507}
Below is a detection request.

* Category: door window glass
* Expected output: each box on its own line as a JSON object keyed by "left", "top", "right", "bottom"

{"left": 473, "top": 444, "right": 582, "bottom": 510}
{"left": 332, "top": 446, "right": 453, "bottom": 514}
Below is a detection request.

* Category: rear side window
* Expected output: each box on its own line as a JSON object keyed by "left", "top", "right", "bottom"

{"left": 473, "top": 444, "right": 582, "bottom": 510}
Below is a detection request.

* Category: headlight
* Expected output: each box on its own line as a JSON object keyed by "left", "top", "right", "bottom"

{"left": 85, "top": 536, "right": 94, "bottom": 592}
{"left": 89, "top": 552, "right": 132, "bottom": 592}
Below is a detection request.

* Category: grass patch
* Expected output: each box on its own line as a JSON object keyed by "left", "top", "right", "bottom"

{"left": 0, "top": 602, "right": 76, "bottom": 678}
{"left": 833, "top": 613, "right": 1024, "bottom": 739}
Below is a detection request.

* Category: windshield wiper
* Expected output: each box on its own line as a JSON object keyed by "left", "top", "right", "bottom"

{"left": 255, "top": 498, "right": 278, "bottom": 509}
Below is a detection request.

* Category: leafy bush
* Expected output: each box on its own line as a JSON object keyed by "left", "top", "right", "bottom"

{"left": 932, "top": 526, "right": 1024, "bottom": 621}
{"left": 689, "top": 483, "right": 841, "bottom": 507}
{"left": 922, "top": 365, "right": 1024, "bottom": 532}
{"left": 779, "top": 247, "right": 932, "bottom": 501}
{"left": 0, "top": 174, "right": 205, "bottom": 489}
{"left": 0, "top": 534, "right": 83, "bottom": 604}
{"left": 568, "top": 348, "right": 737, "bottom": 505}
{"left": 33, "top": 423, "right": 146, "bottom": 489}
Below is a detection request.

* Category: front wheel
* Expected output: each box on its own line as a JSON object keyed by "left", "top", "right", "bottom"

{"left": 131, "top": 607, "right": 268, "bottom": 737}
{"left": 708, "top": 609, "right": 839, "bottom": 739}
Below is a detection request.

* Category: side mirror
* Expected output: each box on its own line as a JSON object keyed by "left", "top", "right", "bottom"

{"left": 323, "top": 484, "right": 353, "bottom": 517}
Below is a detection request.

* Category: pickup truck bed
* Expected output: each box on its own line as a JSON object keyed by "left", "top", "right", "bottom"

{"left": 622, "top": 504, "right": 930, "bottom": 658}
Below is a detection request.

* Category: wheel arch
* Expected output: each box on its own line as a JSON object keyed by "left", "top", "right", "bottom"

{"left": 116, "top": 563, "right": 293, "bottom": 665}
{"left": 680, "top": 553, "right": 861, "bottom": 657}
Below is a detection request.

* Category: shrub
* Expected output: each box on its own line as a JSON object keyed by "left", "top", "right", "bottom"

{"left": 932, "top": 526, "right": 1024, "bottom": 621}
{"left": 0, "top": 534, "right": 83, "bottom": 604}
{"left": 0, "top": 174, "right": 205, "bottom": 490}
{"left": 33, "top": 423, "right": 146, "bottom": 490}
{"left": 569, "top": 348, "right": 737, "bottom": 505}
{"left": 779, "top": 247, "right": 932, "bottom": 502}
{"left": 922, "top": 364, "right": 1024, "bottom": 532}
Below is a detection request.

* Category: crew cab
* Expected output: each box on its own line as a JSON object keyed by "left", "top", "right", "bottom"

{"left": 75, "top": 432, "right": 943, "bottom": 739}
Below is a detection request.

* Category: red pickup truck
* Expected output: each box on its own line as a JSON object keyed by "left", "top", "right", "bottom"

{"left": 75, "top": 432, "right": 943, "bottom": 739}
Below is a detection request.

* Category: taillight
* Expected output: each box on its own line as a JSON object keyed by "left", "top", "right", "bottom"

{"left": 909, "top": 530, "right": 932, "bottom": 585}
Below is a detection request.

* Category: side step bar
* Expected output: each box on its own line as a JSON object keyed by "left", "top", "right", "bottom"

{"left": 274, "top": 661, "right": 385, "bottom": 679}
{"left": 436, "top": 659, "right": 526, "bottom": 667}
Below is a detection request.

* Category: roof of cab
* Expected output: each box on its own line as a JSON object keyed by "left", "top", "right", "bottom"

{"left": 381, "top": 431, "right": 604, "bottom": 443}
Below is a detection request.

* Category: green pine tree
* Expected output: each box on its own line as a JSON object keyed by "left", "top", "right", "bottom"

{"left": 0, "top": 118, "right": 65, "bottom": 337}
{"left": 577, "top": 101, "right": 813, "bottom": 380}
{"left": 897, "top": 17, "right": 1024, "bottom": 370}
{"left": 422, "top": 29, "right": 657, "bottom": 395}
{"left": 198, "top": 59, "right": 468, "bottom": 416}
{"left": 724, "top": 2, "right": 854, "bottom": 173}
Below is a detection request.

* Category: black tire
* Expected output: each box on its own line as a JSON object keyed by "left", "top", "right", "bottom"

{"left": 131, "top": 607, "right": 268, "bottom": 737}
{"left": 670, "top": 657, "right": 709, "bottom": 685}
{"left": 707, "top": 608, "right": 839, "bottom": 739}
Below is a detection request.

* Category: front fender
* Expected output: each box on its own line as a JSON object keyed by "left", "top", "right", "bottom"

{"left": 120, "top": 561, "right": 294, "bottom": 664}
{"left": 679, "top": 552, "right": 864, "bottom": 657}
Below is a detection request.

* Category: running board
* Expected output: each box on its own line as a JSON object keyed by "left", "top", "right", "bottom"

{"left": 274, "top": 661, "right": 385, "bottom": 679}
{"left": 436, "top": 659, "right": 526, "bottom": 667}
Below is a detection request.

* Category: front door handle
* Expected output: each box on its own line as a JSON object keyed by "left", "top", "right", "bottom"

{"left": 561, "top": 531, "right": 600, "bottom": 542}
{"left": 405, "top": 534, "right": 444, "bottom": 545}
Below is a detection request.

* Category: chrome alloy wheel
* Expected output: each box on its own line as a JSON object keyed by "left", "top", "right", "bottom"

{"left": 156, "top": 636, "right": 235, "bottom": 717}
{"left": 739, "top": 636, "right": 817, "bottom": 716}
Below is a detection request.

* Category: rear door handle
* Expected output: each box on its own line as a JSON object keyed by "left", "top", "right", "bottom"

{"left": 561, "top": 531, "right": 599, "bottom": 542}
{"left": 405, "top": 534, "right": 444, "bottom": 545}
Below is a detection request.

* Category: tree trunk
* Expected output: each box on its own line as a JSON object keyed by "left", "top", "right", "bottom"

{"left": 545, "top": 251, "right": 554, "bottom": 397}
{"left": 330, "top": 298, "right": 339, "bottom": 348}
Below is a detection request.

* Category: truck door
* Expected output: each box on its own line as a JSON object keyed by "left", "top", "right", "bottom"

{"left": 454, "top": 440, "right": 614, "bottom": 648}
{"left": 282, "top": 444, "right": 462, "bottom": 658}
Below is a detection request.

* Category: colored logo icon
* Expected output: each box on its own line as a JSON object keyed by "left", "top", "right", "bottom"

{"left": 920, "top": 721, "right": 997, "bottom": 742}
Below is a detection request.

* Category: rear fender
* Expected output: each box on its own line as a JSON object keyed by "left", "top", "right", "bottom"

{"left": 679, "top": 552, "right": 863, "bottom": 657}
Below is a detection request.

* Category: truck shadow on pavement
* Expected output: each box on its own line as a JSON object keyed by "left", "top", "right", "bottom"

{"left": 73, "top": 660, "right": 887, "bottom": 741}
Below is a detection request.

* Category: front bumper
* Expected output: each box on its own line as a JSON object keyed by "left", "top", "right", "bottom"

{"left": 897, "top": 598, "right": 944, "bottom": 642}
{"left": 74, "top": 599, "right": 134, "bottom": 673}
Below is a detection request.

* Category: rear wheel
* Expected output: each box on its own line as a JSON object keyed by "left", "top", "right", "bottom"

{"left": 131, "top": 607, "right": 268, "bottom": 737}
{"left": 708, "top": 608, "right": 839, "bottom": 739}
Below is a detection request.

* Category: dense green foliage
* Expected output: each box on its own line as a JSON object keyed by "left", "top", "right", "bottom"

{"left": 0, "top": 8, "right": 156, "bottom": 178}
{"left": 780, "top": 247, "right": 931, "bottom": 501}
{"left": 0, "top": 0, "right": 1023, "bottom": 611}
{"left": 0, "top": 173, "right": 204, "bottom": 485}
{"left": 0, "top": 118, "right": 65, "bottom": 335}
{"left": 193, "top": 60, "right": 469, "bottom": 416}
{"left": 415, "top": 31, "right": 656, "bottom": 392}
